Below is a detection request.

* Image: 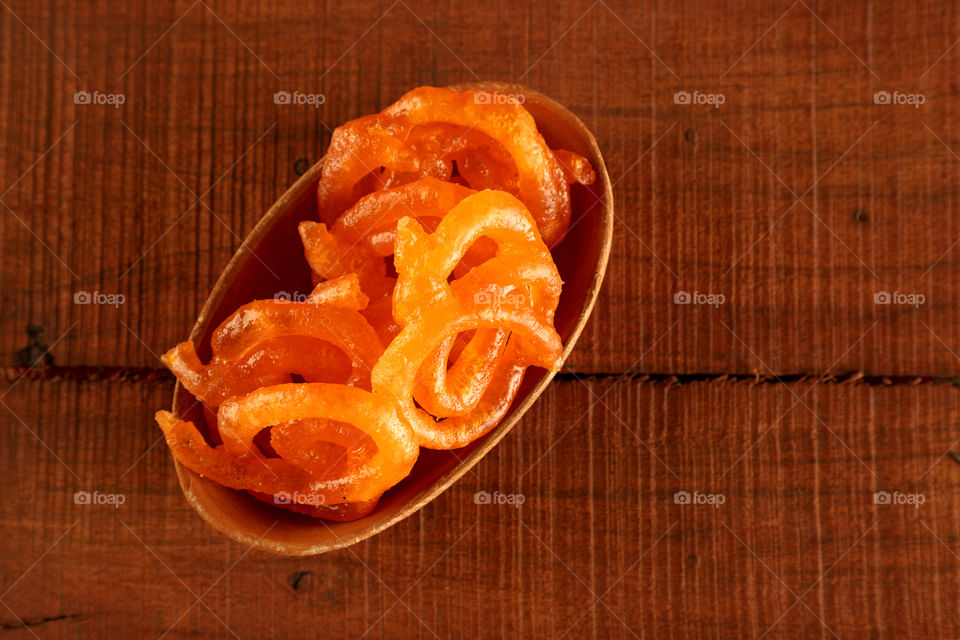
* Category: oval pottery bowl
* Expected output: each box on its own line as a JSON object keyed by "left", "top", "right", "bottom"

{"left": 169, "top": 81, "right": 614, "bottom": 555}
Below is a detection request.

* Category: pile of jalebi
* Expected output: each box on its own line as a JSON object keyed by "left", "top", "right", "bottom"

{"left": 155, "top": 86, "right": 596, "bottom": 520}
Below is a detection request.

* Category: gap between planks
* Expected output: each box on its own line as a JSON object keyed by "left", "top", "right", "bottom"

{"left": 2, "top": 367, "right": 958, "bottom": 388}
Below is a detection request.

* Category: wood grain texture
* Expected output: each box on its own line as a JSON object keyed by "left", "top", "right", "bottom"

{"left": 2, "top": 376, "right": 960, "bottom": 638}
{"left": 2, "top": 1, "right": 960, "bottom": 638}
{"left": 2, "top": 0, "right": 959, "bottom": 374}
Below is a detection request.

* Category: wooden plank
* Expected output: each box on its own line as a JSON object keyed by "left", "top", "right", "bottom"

{"left": 1, "top": 375, "right": 959, "bottom": 638}
{"left": 3, "top": 1, "right": 960, "bottom": 637}
{"left": 3, "top": 1, "right": 960, "bottom": 374}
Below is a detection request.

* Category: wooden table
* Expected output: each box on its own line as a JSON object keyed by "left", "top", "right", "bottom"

{"left": 2, "top": 1, "right": 959, "bottom": 637}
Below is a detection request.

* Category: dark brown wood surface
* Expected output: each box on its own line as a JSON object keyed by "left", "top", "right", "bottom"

{"left": 2, "top": 1, "right": 959, "bottom": 638}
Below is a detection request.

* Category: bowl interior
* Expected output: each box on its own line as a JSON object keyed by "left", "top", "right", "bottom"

{"left": 171, "top": 84, "right": 613, "bottom": 555}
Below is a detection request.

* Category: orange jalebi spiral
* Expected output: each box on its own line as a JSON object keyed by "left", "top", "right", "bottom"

{"left": 317, "top": 86, "right": 576, "bottom": 247}
{"left": 372, "top": 190, "right": 563, "bottom": 449}
{"left": 162, "top": 275, "right": 381, "bottom": 407}
{"left": 156, "top": 275, "right": 418, "bottom": 512}
{"left": 156, "top": 383, "right": 418, "bottom": 507}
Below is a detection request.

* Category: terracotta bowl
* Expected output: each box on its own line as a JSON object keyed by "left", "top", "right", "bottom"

{"left": 168, "top": 81, "right": 614, "bottom": 555}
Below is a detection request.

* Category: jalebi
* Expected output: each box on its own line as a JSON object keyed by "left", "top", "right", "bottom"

{"left": 371, "top": 190, "right": 563, "bottom": 449}
{"left": 317, "top": 86, "right": 578, "bottom": 247}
